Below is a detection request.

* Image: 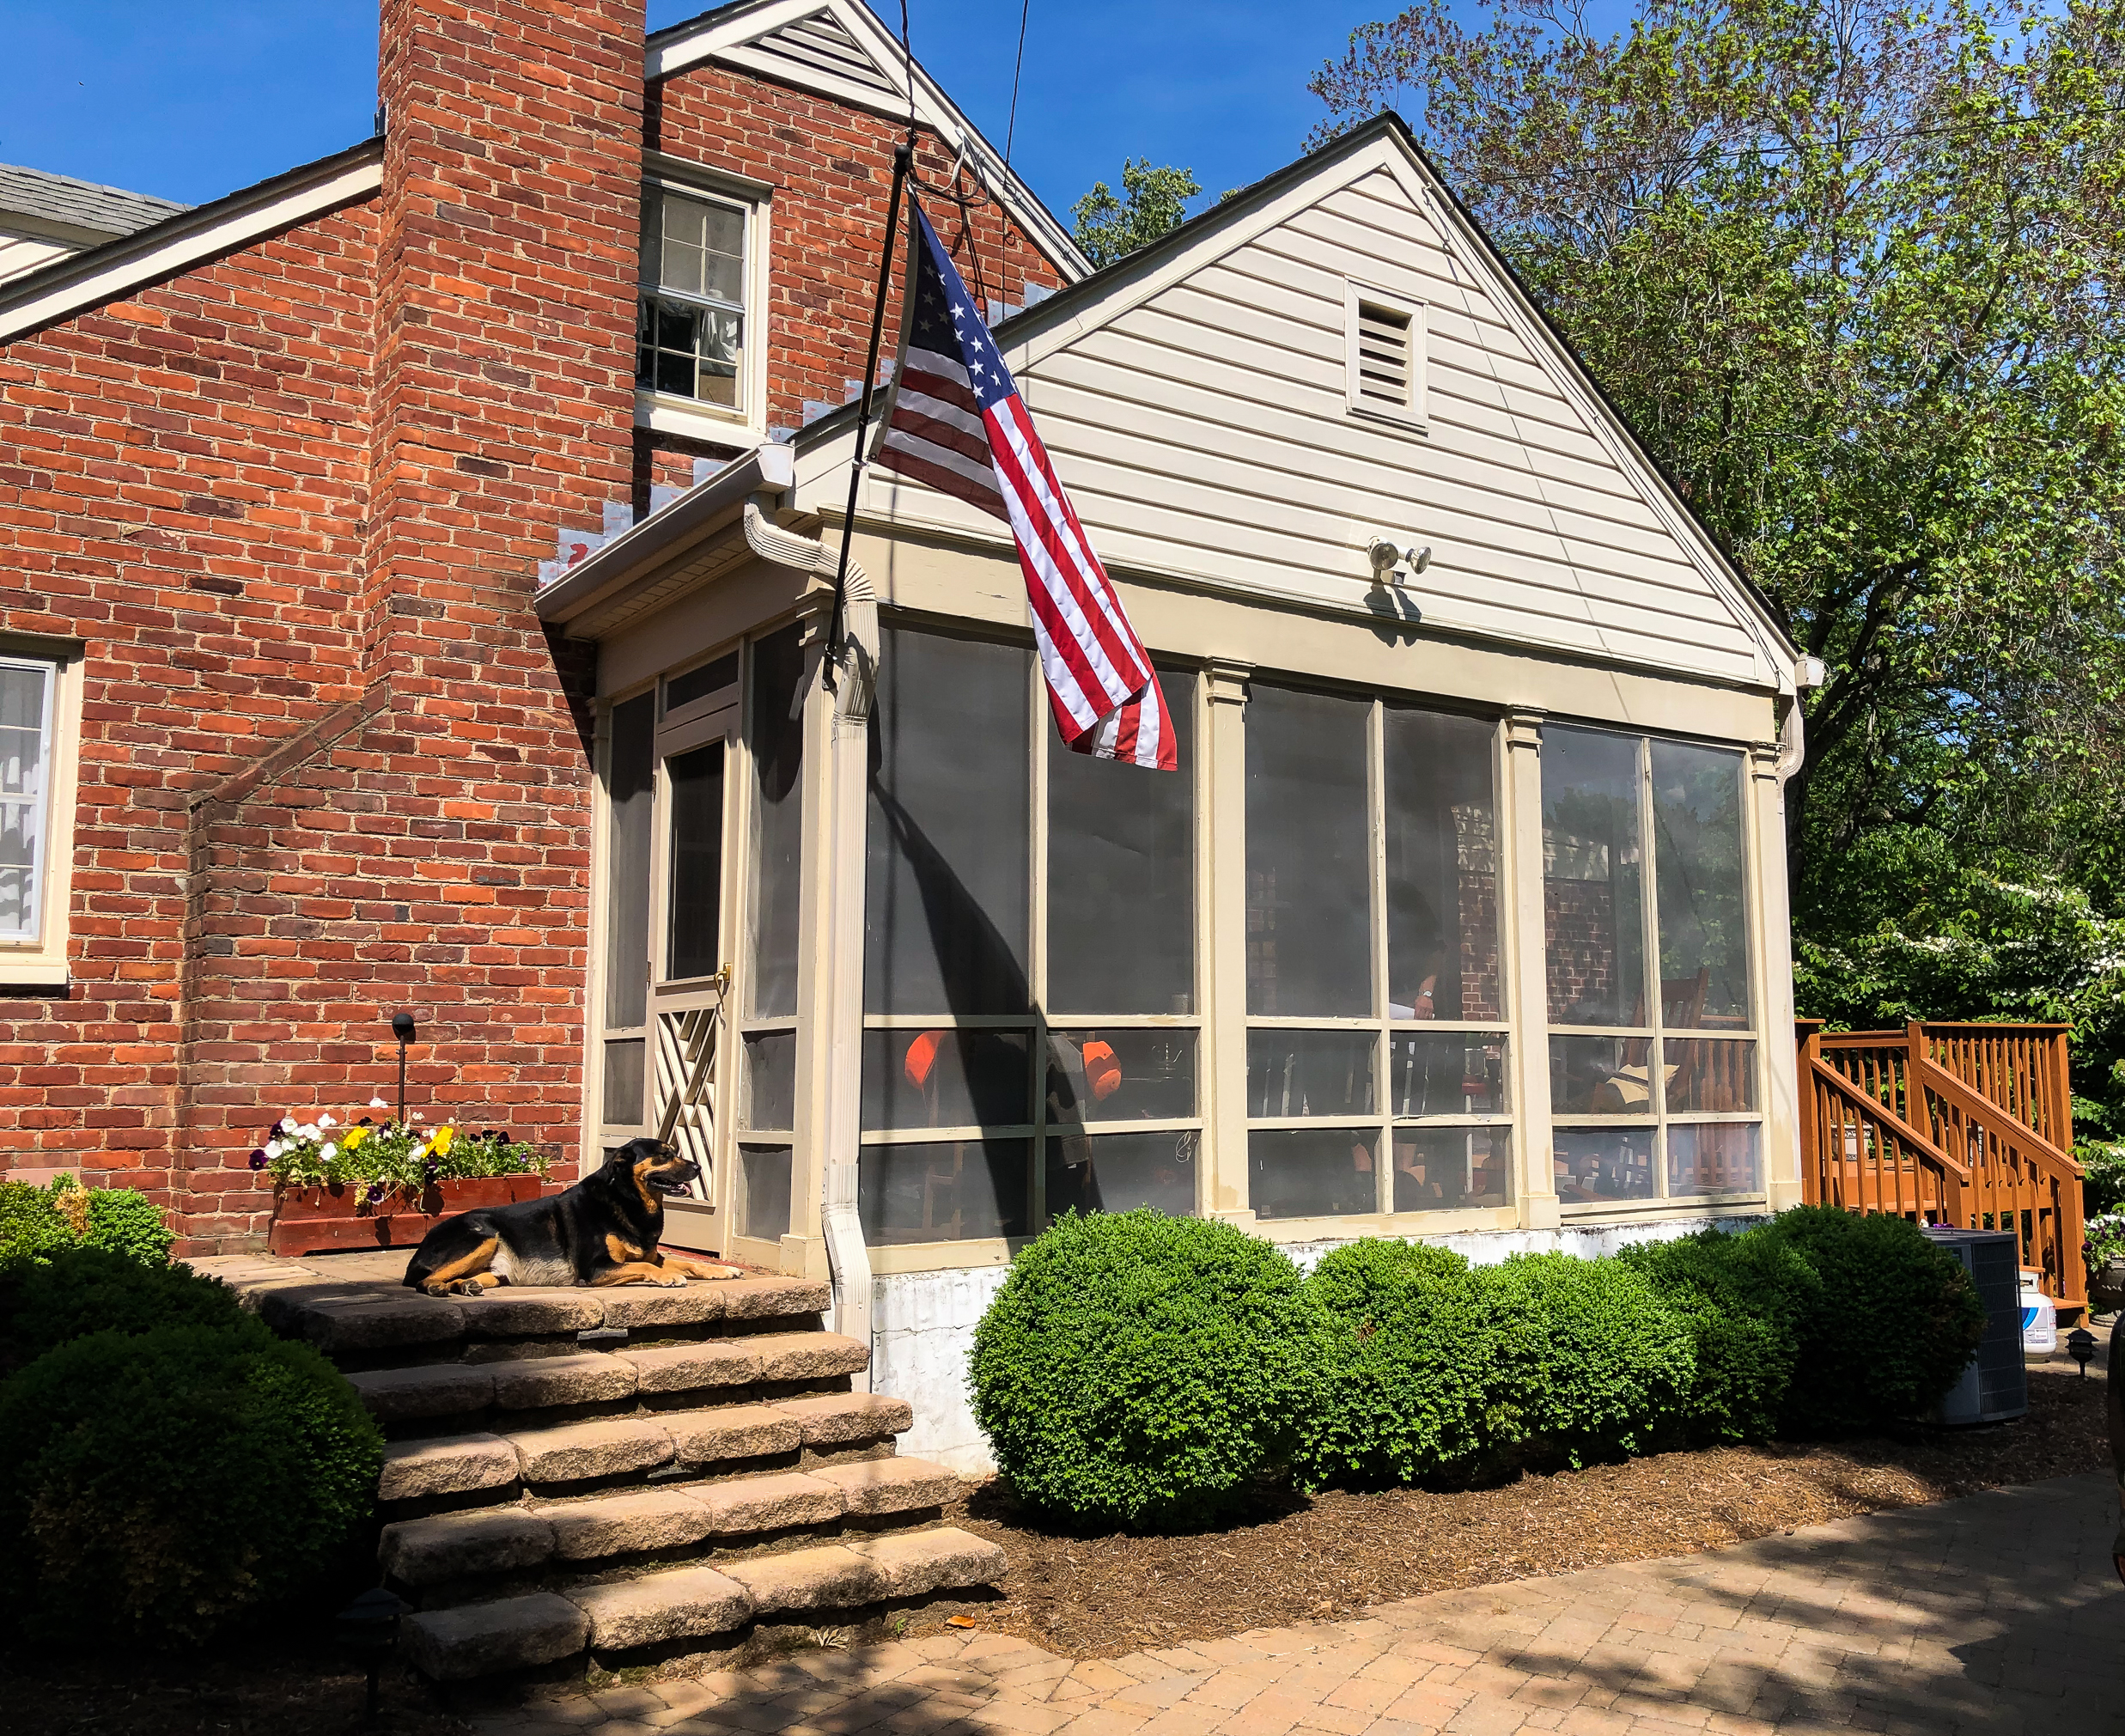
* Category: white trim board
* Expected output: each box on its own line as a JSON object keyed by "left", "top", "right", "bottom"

{"left": 648, "top": 0, "right": 1089, "bottom": 282}
{"left": 0, "top": 142, "right": 382, "bottom": 345}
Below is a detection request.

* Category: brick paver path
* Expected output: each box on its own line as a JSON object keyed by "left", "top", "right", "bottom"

{"left": 477, "top": 1471, "right": 2121, "bottom": 1736}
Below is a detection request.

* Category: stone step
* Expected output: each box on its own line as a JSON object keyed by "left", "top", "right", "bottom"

{"left": 375, "top": 1391, "right": 916, "bottom": 1500}
{"left": 242, "top": 1275, "right": 832, "bottom": 1363}
{"left": 399, "top": 1527, "right": 1007, "bottom": 1677}
{"left": 346, "top": 1330, "right": 868, "bottom": 1426}
{"left": 379, "top": 1458, "right": 964, "bottom": 1585}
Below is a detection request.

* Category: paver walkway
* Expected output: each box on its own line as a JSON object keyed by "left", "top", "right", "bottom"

{"left": 472, "top": 1471, "right": 2122, "bottom": 1736}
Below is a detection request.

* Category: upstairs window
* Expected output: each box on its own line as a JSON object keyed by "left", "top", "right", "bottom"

{"left": 637, "top": 186, "right": 749, "bottom": 411}
{"left": 1344, "top": 282, "right": 1426, "bottom": 429}
{"left": 0, "top": 657, "right": 55, "bottom": 944}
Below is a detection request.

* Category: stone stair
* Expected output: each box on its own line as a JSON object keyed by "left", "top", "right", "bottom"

{"left": 193, "top": 1253, "right": 1003, "bottom": 1686}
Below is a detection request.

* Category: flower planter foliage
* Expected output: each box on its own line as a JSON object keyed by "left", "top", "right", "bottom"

{"left": 257, "top": 1102, "right": 548, "bottom": 1202}
{"left": 974, "top": 1207, "right": 1990, "bottom": 1524}
{"left": 0, "top": 1174, "right": 174, "bottom": 1270}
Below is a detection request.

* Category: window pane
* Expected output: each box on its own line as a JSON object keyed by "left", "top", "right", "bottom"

{"left": 1385, "top": 707, "right": 1501, "bottom": 1020}
{"left": 666, "top": 651, "right": 738, "bottom": 715}
{"left": 1651, "top": 741, "right": 1751, "bottom": 1027}
{"left": 1047, "top": 668, "right": 1193, "bottom": 1014}
{"left": 667, "top": 742, "right": 724, "bottom": 982}
{"left": 860, "top": 1138, "right": 1029, "bottom": 1244}
{"left": 1250, "top": 1127, "right": 1378, "bottom": 1220}
{"left": 1668, "top": 1123, "right": 1762, "bottom": 1195}
{"left": 1392, "top": 1127, "right": 1512, "bottom": 1210}
{"left": 601, "top": 1039, "right": 646, "bottom": 1130}
{"left": 1044, "top": 1029, "right": 1196, "bottom": 1124}
{"left": 1553, "top": 1126, "right": 1656, "bottom": 1202}
{"left": 1046, "top": 1130, "right": 1197, "bottom": 1220}
{"left": 604, "top": 693, "right": 655, "bottom": 1028}
{"left": 737, "top": 1144, "right": 793, "bottom": 1240}
{"left": 1665, "top": 1039, "right": 1757, "bottom": 1113}
{"left": 742, "top": 1030, "right": 796, "bottom": 1132}
{"left": 1550, "top": 1033, "right": 1653, "bottom": 1115}
{"left": 1245, "top": 1029, "right": 1375, "bottom": 1118}
{"left": 1543, "top": 727, "right": 1646, "bottom": 1026}
{"left": 1245, "top": 685, "right": 1370, "bottom": 1017}
{"left": 1389, "top": 1032, "right": 1507, "bottom": 1118}
{"left": 862, "top": 1028, "right": 1030, "bottom": 1131}
{"left": 697, "top": 310, "right": 741, "bottom": 407}
{"left": 747, "top": 627, "right": 805, "bottom": 1018}
{"left": 865, "top": 630, "right": 1030, "bottom": 1015}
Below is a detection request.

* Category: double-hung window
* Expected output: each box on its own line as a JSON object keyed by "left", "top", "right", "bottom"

{"left": 1243, "top": 686, "right": 1510, "bottom": 1222}
{"left": 636, "top": 185, "right": 750, "bottom": 411}
{"left": 1542, "top": 727, "right": 1760, "bottom": 1203}
{"left": 0, "top": 656, "right": 57, "bottom": 949}
{"left": 858, "top": 625, "right": 1199, "bottom": 1247}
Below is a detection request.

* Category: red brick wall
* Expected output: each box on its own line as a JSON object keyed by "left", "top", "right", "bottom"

{"left": 0, "top": 8, "right": 1078, "bottom": 1252}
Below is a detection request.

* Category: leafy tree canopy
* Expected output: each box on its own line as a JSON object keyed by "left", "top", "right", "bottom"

{"left": 1311, "top": 0, "right": 2125, "bottom": 1151}
{"left": 1071, "top": 159, "right": 1205, "bottom": 268}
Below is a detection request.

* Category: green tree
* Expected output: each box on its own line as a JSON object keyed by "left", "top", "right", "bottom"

{"left": 1071, "top": 159, "right": 1205, "bottom": 268}
{"left": 1310, "top": 0, "right": 2125, "bottom": 1142}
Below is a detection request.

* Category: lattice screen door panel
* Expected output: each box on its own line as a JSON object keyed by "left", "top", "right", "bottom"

{"left": 656, "top": 1002, "right": 722, "bottom": 1200}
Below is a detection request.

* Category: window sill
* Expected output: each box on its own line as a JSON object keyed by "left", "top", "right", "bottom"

{"left": 634, "top": 390, "right": 759, "bottom": 447}
{"left": 1556, "top": 1194, "right": 1768, "bottom": 1218}
{"left": 0, "top": 956, "right": 68, "bottom": 988}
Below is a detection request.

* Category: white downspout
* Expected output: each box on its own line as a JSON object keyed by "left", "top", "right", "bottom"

{"left": 743, "top": 503, "right": 878, "bottom": 1383}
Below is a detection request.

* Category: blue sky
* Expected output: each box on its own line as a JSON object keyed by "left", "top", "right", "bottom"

{"left": 0, "top": 1, "right": 1396, "bottom": 225}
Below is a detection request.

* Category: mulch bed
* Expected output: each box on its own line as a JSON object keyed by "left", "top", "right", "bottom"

{"left": 941, "top": 1367, "right": 2115, "bottom": 1660}
{"left": 3, "top": 1372, "right": 2109, "bottom": 1730}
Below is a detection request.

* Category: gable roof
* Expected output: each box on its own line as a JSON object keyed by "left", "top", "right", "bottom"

{"left": 0, "top": 162, "right": 188, "bottom": 247}
{"left": 794, "top": 113, "right": 1799, "bottom": 695}
{"left": 648, "top": 0, "right": 1089, "bottom": 281}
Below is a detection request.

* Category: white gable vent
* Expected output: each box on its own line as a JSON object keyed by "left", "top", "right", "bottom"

{"left": 1344, "top": 282, "right": 1427, "bottom": 429}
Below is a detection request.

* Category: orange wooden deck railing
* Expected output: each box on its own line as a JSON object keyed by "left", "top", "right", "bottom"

{"left": 1797, "top": 1020, "right": 2087, "bottom": 1316}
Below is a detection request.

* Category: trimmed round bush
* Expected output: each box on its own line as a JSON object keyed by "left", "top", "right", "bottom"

{"left": 0, "top": 1324, "right": 384, "bottom": 1648}
{"left": 1755, "top": 1206, "right": 1986, "bottom": 1434}
{"left": 970, "top": 1210, "right": 1318, "bottom": 1530}
{"left": 0, "top": 1180, "right": 74, "bottom": 1267}
{"left": 82, "top": 1186, "right": 177, "bottom": 1266}
{"left": 1477, "top": 1252, "right": 1696, "bottom": 1468}
{"left": 0, "top": 1247, "right": 265, "bottom": 1377}
{"left": 1618, "top": 1231, "right": 1820, "bottom": 1444}
{"left": 1297, "top": 1239, "right": 1490, "bottom": 1489}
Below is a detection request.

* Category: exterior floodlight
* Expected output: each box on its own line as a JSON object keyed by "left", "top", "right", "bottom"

{"left": 1365, "top": 536, "right": 1434, "bottom": 585}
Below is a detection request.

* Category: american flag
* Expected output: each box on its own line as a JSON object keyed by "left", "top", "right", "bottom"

{"left": 873, "top": 204, "right": 1175, "bottom": 771}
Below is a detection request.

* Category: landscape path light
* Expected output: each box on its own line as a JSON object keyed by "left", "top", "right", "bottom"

{"left": 334, "top": 1584, "right": 410, "bottom": 1724}
{"left": 2066, "top": 1325, "right": 2097, "bottom": 1378}
{"left": 391, "top": 1011, "right": 416, "bottom": 1127}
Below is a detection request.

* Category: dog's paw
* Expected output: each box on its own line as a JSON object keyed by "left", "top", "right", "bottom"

{"left": 659, "top": 1272, "right": 689, "bottom": 1288}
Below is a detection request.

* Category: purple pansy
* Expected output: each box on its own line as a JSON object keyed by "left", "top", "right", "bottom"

{"left": 247, "top": 1148, "right": 268, "bottom": 1171}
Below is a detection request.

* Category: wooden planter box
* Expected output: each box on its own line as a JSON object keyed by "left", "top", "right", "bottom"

{"left": 268, "top": 1174, "right": 552, "bottom": 1258}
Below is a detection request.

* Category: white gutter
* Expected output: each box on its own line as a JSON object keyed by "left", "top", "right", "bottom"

{"left": 740, "top": 503, "right": 878, "bottom": 1383}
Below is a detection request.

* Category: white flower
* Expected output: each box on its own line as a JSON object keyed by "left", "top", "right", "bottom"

{"left": 265, "top": 1140, "right": 284, "bottom": 1160}
{"left": 279, "top": 1117, "right": 298, "bottom": 1134}
{"left": 320, "top": 1114, "right": 337, "bottom": 1130}
{"left": 299, "top": 1124, "right": 320, "bottom": 1141}
{"left": 411, "top": 1111, "right": 426, "bottom": 1122}
{"left": 320, "top": 1142, "right": 338, "bottom": 1161}
{"left": 369, "top": 1097, "right": 388, "bottom": 1110}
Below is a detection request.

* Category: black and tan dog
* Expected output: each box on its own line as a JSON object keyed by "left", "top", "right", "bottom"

{"left": 404, "top": 1138, "right": 741, "bottom": 1295}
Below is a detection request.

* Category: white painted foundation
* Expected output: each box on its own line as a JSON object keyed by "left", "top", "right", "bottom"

{"left": 868, "top": 1216, "right": 1766, "bottom": 1475}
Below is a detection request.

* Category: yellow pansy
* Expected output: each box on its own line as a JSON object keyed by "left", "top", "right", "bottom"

{"left": 433, "top": 1125, "right": 454, "bottom": 1156}
{"left": 341, "top": 1126, "right": 368, "bottom": 1151}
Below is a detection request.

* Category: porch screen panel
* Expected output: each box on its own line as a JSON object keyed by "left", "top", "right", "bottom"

{"left": 864, "top": 629, "right": 1031, "bottom": 1015}
{"left": 600, "top": 691, "right": 655, "bottom": 1129}
{"left": 1245, "top": 685, "right": 1370, "bottom": 1016}
{"left": 747, "top": 624, "right": 806, "bottom": 1020}
{"left": 666, "top": 742, "right": 724, "bottom": 983}
{"left": 1542, "top": 727, "right": 1646, "bottom": 1026}
{"left": 1384, "top": 707, "right": 1501, "bottom": 1022}
{"left": 1649, "top": 741, "right": 1750, "bottom": 1027}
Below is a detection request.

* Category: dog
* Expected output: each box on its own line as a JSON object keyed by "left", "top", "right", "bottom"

{"left": 403, "top": 1137, "right": 742, "bottom": 1295}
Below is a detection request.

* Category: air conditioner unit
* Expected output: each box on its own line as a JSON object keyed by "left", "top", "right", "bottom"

{"left": 1923, "top": 1227, "right": 2028, "bottom": 1424}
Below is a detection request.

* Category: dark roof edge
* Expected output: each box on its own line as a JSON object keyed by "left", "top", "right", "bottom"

{"left": 0, "top": 137, "right": 383, "bottom": 333}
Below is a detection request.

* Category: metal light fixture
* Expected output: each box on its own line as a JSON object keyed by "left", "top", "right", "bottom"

{"left": 2067, "top": 1325, "right": 2097, "bottom": 1379}
{"left": 390, "top": 1011, "right": 416, "bottom": 1127}
{"left": 334, "top": 1585, "right": 411, "bottom": 1724}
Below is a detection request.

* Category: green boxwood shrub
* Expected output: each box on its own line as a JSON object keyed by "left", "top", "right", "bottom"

{"left": 0, "top": 1324, "right": 383, "bottom": 1647}
{"left": 1, "top": 1176, "right": 174, "bottom": 1269}
{"left": 0, "top": 1181, "right": 75, "bottom": 1266}
{"left": 1476, "top": 1252, "right": 1696, "bottom": 1469}
{"left": 1755, "top": 1205, "right": 1986, "bottom": 1434}
{"left": 0, "top": 1247, "right": 264, "bottom": 1378}
{"left": 1618, "top": 1230, "right": 1822, "bottom": 1444}
{"left": 969, "top": 1210, "right": 1318, "bottom": 1530}
{"left": 1297, "top": 1239, "right": 1491, "bottom": 1489}
{"left": 82, "top": 1185, "right": 178, "bottom": 1266}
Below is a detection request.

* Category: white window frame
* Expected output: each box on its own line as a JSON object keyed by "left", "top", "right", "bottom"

{"left": 0, "top": 641, "right": 80, "bottom": 987}
{"left": 633, "top": 161, "right": 772, "bottom": 444}
{"left": 1343, "top": 279, "right": 1428, "bottom": 433}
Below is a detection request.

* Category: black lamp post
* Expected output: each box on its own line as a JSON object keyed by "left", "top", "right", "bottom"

{"left": 391, "top": 1011, "right": 416, "bottom": 1127}
{"left": 334, "top": 1585, "right": 410, "bottom": 1724}
{"left": 2067, "top": 1325, "right": 2098, "bottom": 1379}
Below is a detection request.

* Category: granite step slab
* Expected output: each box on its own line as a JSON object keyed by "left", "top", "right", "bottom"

{"left": 773, "top": 1391, "right": 913, "bottom": 1444}
{"left": 568, "top": 1565, "right": 752, "bottom": 1650}
{"left": 693, "top": 1469, "right": 844, "bottom": 1534}
{"left": 488, "top": 1351, "right": 636, "bottom": 1410}
{"left": 348, "top": 1362, "right": 495, "bottom": 1423}
{"left": 504, "top": 1416, "right": 674, "bottom": 1483}
{"left": 538, "top": 1489, "right": 716, "bottom": 1560}
{"left": 380, "top": 1508, "right": 556, "bottom": 1586}
{"left": 400, "top": 1593, "right": 589, "bottom": 1681}
{"left": 809, "top": 1455, "right": 961, "bottom": 1515}
{"left": 378, "top": 1432, "right": 521, "bottom": 1501}
{"left": 851, "top": 1526, "right": 1008, "bottom": 1597}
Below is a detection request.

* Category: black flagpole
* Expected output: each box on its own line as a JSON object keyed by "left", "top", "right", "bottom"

{"left": 828, "top": 139, "right": 913, "bottom": 679}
